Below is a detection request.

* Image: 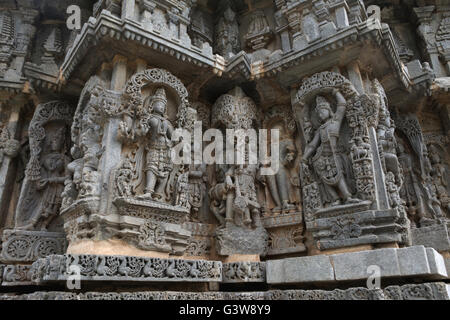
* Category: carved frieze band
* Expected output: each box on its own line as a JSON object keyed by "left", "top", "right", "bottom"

{"left": 30, "top": 254, "right": 222, "bottom": 283}
{"left": 1, "top": 230, "right": 67, "bottom": 263}
{"left": 1, "top": 282, "right": 449, "bottom": 300}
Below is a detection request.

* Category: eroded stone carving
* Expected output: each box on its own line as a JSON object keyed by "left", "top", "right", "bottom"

{"left": 210, "top": 87, "right": 268, "bottom": 255}
{"left": 31, "top": 254, "right": 222, "bottom": 283}
{"left": 0, "top": 124, "right": 20, "bottom": 164}
{"left": 302, "top": 91, "right": 360, "bottom": 206}
{"left": 294, "top": 72, "right": 409, "bottom": 250}
{"left": 14, "top": 101, "right": 73, "bottom": 231}
{"left": 2, "top": 264, "right": 32, "bottom": 286}
{"left": 394, "top": 112, "right": 446, "bottom": 225}
{"left": 222, "top": 262, "right": 266, "bottom": 283}
{"left": 215, "top": 6, "right": 240, "bottom": 58}
{"left": 0, "top": 230, "right": 66, "bottom": 263}
{"left": 2, "top": 282, "right": 449, "bottom": 300}
{"left": 244, "top": 10, "right": 272, "bottom": 51}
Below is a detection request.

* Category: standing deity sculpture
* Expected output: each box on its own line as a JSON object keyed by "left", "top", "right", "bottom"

{"left": 134, "top": 87, "right": 174, "bottom": 201}
{"left": 398, "top": 142, "right": 444, "bottom": 225}
{"left": 215, "top": 6, "right": 240, "bottom": 58}
{"left": 175, "top": 167, "right": 190, "bottom": 209}
{"left": 225, "top": 161, "right": 262, "bottom": 228}
{"left": 186, "top": 161, "right": 207, "bottom": 222}
{"left": 14, "top": 101, "right": 73, "bottom": 232}
{"left": 110, "top": 69, "right": 195, "bottom": 256}
{"left": 377, "top": 108, "right": 401, "bottom": 183}
{"left": 421, "top": 152, "right": 445, "bottom": 222}
{"left": 294, "top": 72, "right": 410, "bottom": 251}
{"left": 209, "top": 87, "right": 268, "bottom": 255}
{"left": 428, "top": 144, "right": 450, "bottom": 214}
{"left": 301, "top": 90, "right": 360, "bottom": 206}
{"left": 265, "top": 140, "right": 298, "bottom": 212}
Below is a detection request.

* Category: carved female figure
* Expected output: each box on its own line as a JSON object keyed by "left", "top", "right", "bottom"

{"left": 16, "top": 127, "right": 70, "bottom": 230}
{"left": 215, "top": 7, "right": 240, "bottom": 58}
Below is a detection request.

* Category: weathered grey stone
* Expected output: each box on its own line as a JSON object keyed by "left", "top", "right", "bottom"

{"left": 1, "top": 0, "right": 450, "bottom": 301}
{"left": 1, "top": 264, "right": 33, "bottom": 286}
{"left": 397, "top": 246, "right": 432, "bottom": 276}
{"left": 222, "top": 262, "right": 266, "bottom": 283}
{"left": 1, "top": 282, "right": 449, "bottom": 300}
{"left": 331, "top": 248, "right": 400, "bottom": 281}
{"left": 31, "top": 254, "right": 222, "bottom": 284}
{"left": 425, "top": 248, "right": 448, "bottom": 279}
{"left": 411, "top": 224, "right": 450, "bottom": 252}
{"left": 332, "top": 246, "right": 447, "bottom": 281}
{"left": 215, "top": 226, "right": 269, "bottom": 256}
{"left": 445, "top": 258, "right": 450, "bottom": 276}
{"left": 267, "top": 255, "right": 334, "bottom": 284}
{"left": 0, "top": 230, "right": 67, "bottom": 263}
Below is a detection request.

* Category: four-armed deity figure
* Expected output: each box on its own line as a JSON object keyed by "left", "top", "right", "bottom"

{"left": 136, "top": 87, "right": 174, "bottom": 201}
{"left": 302, "top": 89, "right": 360, "bottom": 206}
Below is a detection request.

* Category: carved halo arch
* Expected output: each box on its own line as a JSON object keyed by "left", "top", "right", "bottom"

{"left": 26, "top": 101, "right": 73, "bottom": 181}
{"left": 292, "top": 71, "right": 359, "bottom": 138}
{"left": 123, "top": 68, "right": 189, "bottom": 122}
{"left": 293, "top": 72, "right": 358, "bottom": 112}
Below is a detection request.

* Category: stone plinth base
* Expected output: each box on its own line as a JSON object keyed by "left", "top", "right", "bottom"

{"left": 306, "top": 202, "right": 409, "bottom": 250}
{"left": 267, "top": 245, "right": 448, "bottom": 285}
{"left": 1, "top": 282, "right": 449, "bottom": 300}
{"left": 30, "top": 254, "right": 222, "bottom": 284}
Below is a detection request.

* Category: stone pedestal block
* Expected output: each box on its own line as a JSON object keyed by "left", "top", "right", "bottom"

{"left": 267, "top": 246, "right": 448, "bottom": 285}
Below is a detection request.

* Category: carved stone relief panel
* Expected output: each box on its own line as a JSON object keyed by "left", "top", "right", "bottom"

{"left": 210, "top": 86, "right": 268, "bottom": 256}
{"left": 14, "top": 101, "right": 73, "bottom": 233}
{"left": 293, "top": 71, "right": 409, "bottom": 250}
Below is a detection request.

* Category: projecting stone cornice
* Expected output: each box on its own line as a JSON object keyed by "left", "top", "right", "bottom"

{"left": 59, "top": 11, "right": 433, "bottom": 104}
{"left": 60, "top": 10, "right": 219, "bottom": 84}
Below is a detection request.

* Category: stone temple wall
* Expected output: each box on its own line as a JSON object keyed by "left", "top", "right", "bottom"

{"left": 0, "top": 0, "right": 448, "bottom": 300}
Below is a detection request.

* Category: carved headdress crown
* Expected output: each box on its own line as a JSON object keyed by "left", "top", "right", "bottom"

{"left": 152, "top": 87, "right": 167, "bottom": 105}
{"left": 315, "top": 95, "right": 332, "bottom": 113}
